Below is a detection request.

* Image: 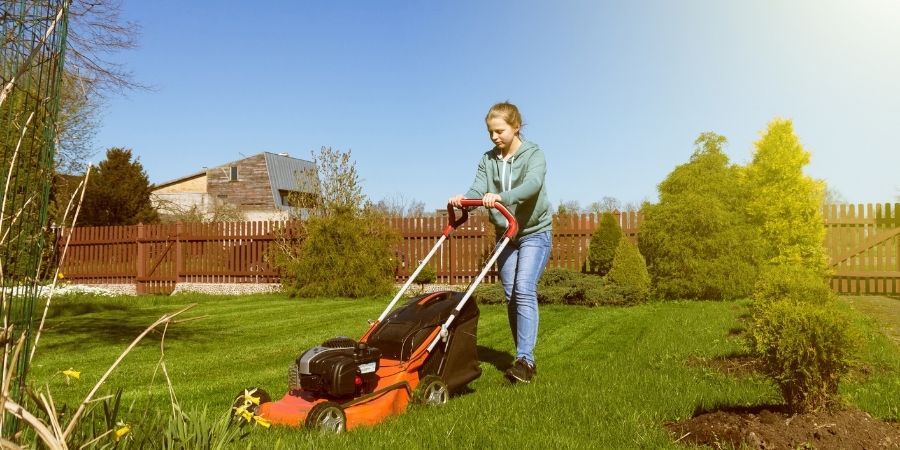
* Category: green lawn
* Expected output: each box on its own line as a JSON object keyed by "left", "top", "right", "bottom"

{"left": 26, "top": 293, "right": 900, "bottom": 449}
{"left": 844, "top": 295, "right": 900, "bottom": 345}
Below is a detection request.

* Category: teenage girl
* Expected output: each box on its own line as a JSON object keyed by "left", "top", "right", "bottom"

{"left": 449, "top": 101, "right": 552, "bottom": 383}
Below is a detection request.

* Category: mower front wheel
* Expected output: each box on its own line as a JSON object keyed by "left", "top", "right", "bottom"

{"left": 413, "top": 375, "right": 449, "bottom": 406}
{"left": 305, "top": 401, "right": 346, "bottom": 433}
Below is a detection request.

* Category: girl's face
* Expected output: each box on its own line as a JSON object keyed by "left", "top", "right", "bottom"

{"left": 486, "top": 117, "right": 519, "bottom": 151}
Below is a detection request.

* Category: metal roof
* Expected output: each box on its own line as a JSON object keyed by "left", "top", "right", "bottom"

{"left": 264, "top": 152, "right": 318, "bottom": 208}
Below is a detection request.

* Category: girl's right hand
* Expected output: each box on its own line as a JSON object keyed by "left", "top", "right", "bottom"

{"left": 448, "top": 194, "right": 464, "bottom": 207}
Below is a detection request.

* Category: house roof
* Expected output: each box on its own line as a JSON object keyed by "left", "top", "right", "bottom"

{"left": 151, "top": 170, "right": 206, "bottom": 190}
{"left": 150, "top": 152, "right": 318, "bottom": 207}
{"left": 263, "top": 152, "right": 317, "bottom": 209}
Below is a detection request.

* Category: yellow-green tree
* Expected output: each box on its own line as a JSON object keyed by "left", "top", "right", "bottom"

{"left": 746, "top": 119, "right": 829, "bottom": 275}
{"left": 639, "top": 132, "right": 762, "bottom": 299}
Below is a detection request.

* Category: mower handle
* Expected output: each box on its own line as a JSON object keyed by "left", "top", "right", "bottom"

{"left": 444, "top": 199, "right": 518, "bottom": 239}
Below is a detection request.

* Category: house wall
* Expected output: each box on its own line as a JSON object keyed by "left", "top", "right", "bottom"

{"left": 154, "top": 175, "right": 207, "bottom": 193}
{"left": 206, "top": 154, "right": 276, "bottom": 209}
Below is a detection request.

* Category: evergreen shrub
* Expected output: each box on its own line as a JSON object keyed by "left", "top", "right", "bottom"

{"left": 587, "top": 212, "right": 622, "bottom": 275}
{"left": 752, "top": 264, "right": 833, "bottom": 306}
{"left": 281, "top": 209, "right": 399, "bottom": 298}
{"left": 748, "top": 298, "right": 859, "bottom": 413}
{"left": 607, "top": 238, "right": 651, "bottom": 303}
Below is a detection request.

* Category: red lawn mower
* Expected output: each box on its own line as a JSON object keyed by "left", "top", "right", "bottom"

{"left": 235, "top": 200, "right": 517, "bottom": 432}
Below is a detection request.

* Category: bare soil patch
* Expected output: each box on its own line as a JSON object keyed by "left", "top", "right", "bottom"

{"left": 667, "top": 407, "right": 900, "bottom": 449}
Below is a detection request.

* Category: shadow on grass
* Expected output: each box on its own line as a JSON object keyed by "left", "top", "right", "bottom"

{"left": 38, "top": 314, "right": 206, "bottom": 352}
{"left": 477, "top": 345, "right": 514, "bottom": 372}
{"left": 39, "top": 301, "right": 131, "bottom": 319}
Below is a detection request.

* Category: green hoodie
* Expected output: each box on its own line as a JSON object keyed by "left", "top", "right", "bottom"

{"left": 464, "top": 140, "right": 553, "bottom": 240}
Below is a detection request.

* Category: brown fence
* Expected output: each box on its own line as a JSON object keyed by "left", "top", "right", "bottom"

{"left": 58, "top": 211, "right": 641, "bottom": 293}
{"left": 59, "top": 221, "right": 298, "bottom": 294}
{"left": 824, "top": 203, "right": 900, "bottom": 295}
{"left": 58, "top": 204, "right": 900, "bottom": 295}
{"left": 390, "top": 211, "right": 642, "bottom": 284}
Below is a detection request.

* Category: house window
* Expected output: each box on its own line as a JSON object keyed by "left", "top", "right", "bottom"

{"left": 230, "top": 165, "right": 238, "bottom": 182}
{"left": 279, "top": 190, "right": 319, "bottom": 208}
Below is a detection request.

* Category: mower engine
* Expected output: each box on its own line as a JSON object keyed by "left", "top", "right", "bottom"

{"left": 293, "top": 337, "right": 381, "bottom": 398}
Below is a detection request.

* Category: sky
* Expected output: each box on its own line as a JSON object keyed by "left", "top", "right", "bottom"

{"left": 93, "top": 0, "right": 900, "bottom": 211}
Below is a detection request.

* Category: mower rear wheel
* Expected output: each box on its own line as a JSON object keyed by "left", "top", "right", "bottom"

{"left": 413, "top": 375, "right": 449, "bottom": 406}
{"left": 305, "top": 401, "right": 346, "bottom": 433}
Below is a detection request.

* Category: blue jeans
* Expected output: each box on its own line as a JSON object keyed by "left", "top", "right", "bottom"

{"left": 497, "top": 230, "right": 551, "bottom": 365}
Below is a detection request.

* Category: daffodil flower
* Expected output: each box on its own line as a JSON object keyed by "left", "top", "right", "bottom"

{"left": 240, "top": 409, "right": 254, "bottom": 423}
{"left": 114, "top": 424, "right": 130, "bottom": 441}
{"left": 242, "top": 389, "right": 261, "bottom": 406}
{"left": 62, "top": 368, "right": 80, "bottom": 381}
{"left": 253, "top": 415, "right": 271, "bottom": 428}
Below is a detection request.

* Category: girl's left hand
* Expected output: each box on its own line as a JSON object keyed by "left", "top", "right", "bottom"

{"left": 482, "top": 193, "right": 502, "bottom": 208}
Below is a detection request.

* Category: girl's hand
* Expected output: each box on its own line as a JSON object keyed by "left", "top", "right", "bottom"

{"left": 482, "top": 193, "right": 502, "bottom": 208}
{"left": 448, "top": 194, "right": 464, "bottom": 207}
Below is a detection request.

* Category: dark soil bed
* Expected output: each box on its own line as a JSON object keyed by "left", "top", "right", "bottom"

{"left": 667, "top": 407, "right": 900, "bottom": 449}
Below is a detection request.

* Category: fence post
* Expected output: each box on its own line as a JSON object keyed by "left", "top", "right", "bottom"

{"left": 136, "top": 223, "right": 146, "bottom": 294}
{"left": 175, "top": 222, "right": 184, "bottom": 284}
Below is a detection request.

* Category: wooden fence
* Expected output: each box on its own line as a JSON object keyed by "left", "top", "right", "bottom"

{"left": 58, "top": 204, "right": 900, "bottom": 295}
{"left": 58, "top": 221, "right": 298, "bottom": 294}
{"left": 824, "top": 203, "right": 900, "bottom": 295}
{"left": 58, "top": 211, "right": 641, "bottom": 294}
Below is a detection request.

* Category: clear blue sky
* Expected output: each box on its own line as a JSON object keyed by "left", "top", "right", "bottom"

{"left": 95, "top": 0, "right": 900, "bottom": 211}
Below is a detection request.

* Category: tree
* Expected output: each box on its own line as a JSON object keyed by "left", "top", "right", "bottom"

{"left": 586, "top": 212, "right": 622, "bottom": 275}
{"left": 80, "top": 147, "right": 158, "bottom": 226}
{"left": 373, "top": 193, "right": 426, "bottom": 217}
{"left": 276, "top": 147, "right": 399, "bottom": 298}
{"left": 745, "top": 119, "right": 829, "bottom": 275}
{"left": 639, "top": 132, "right": 763, "bottom": 299}
{"left": 2, "top": 1, "right": 144, "bottom": 174}
{"left": 556, "top": 199, "right": 581, "bottom": 216}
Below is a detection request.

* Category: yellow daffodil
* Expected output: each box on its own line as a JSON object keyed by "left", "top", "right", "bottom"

{"left": 57, "top": 272, "right": 65, "bottom": 280}
{"left": 62, "top": 368, "right": 80, "bottom": 381}
{"left": 253, "top": 415, "right": 271, "bottom": 428}
{"left": 114, "top": 424, "right": 130, "bottom": 441}
{"left": 242, "top": 389, "right": 261, "bottom": 406}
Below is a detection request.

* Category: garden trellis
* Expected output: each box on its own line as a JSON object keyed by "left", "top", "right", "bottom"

{"left": 1, "top": 0, "right": 71, "bottom": 434}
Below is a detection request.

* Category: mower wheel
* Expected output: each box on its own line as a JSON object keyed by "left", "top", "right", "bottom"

{"left": 305, "top": 401, "right": 346, "bottom": 433}
{"left": 413, "top": 375, "right": 449, "bottom": 406}
{"left": 231, "top": 387, "right": 271, "bottom": 421}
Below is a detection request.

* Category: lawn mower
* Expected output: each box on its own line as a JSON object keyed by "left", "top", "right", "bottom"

{"left": 234, "top": 199, "right": 517, "bottom": 432}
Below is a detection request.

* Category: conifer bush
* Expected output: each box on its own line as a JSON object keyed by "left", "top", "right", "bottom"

{"left": 748, "top": 298, "right": 859, "bottom": 413}
{"left": 281, "top": 209, "right": 399, "bottom": 298}
{"left": 638, "top": 133, "right": 762, "bottom": 299}
{"left": 607, "top": 238, "right": 650, "bottom": 303}
{"left": 587, "top": 212, "right": 622, "bottom": 275}
{"left": 413, "top": 263, "right": 437, "bottom": 286}
{"left": 752, "top": 263, "right": 833, "bottom": 307}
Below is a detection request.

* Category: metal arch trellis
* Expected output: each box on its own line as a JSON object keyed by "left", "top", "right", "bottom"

{"left": 0, "top": 0, "right": 71, "bottom": 435}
